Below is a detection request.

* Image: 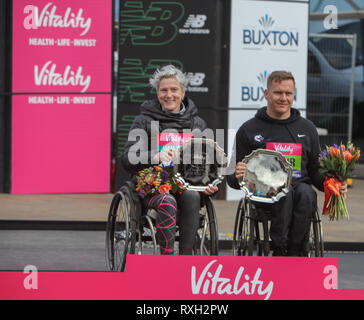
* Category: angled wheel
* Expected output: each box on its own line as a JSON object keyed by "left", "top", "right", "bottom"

{"left": 307, "top": 210, "right": 324, "bottom": 257}
{"left": 106, "top": 185, "right": 137, "bottom": 271}
{"left": 135, "top": 211, "right": 159, "bottom": 255}
{"left": 193, "top": 195, "right": 219, "bottom": 255}
{"left": 233, "top": 198, "right": 250, "bottom": 256}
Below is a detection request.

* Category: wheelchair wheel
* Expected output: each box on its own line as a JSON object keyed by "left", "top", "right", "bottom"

{"left": 135, "top": 210, "right": 159, "bottom": 255}
{"left": 233, "top": 198, "right": 250, "bottom": 256}
{"left": 307, "top": 210, "right": 324, "bottom": 257}
{"left": 193, "top": 195, "right": 219, "bottom": 255}
{"left": 106, "top": 185, "right": 137, "bottom": 271}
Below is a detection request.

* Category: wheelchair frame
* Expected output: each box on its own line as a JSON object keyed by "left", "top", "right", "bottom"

{"left": 232, "top": 196, "right": 324, "bottom": 257}
{"left": 105, "top": 181, "right": 219, "bottom": 271}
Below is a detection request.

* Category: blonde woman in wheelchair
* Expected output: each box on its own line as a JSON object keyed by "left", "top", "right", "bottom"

{"left": 121, "top": 65, "right": 218, "bottom": 256}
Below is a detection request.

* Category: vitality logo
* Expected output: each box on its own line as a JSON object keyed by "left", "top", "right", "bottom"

{"left": 23, "top": 2, "right": 92, "bottom": 35}
{"left": 243, "top": 14, "right": 299, "bottom": 49}
{"left": 119, "top": 1, "right": 184, "bottom": 46}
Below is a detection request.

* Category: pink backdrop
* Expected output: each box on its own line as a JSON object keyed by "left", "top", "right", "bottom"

{"left": 11, "top": 0, "right": 112, "bottom": 193}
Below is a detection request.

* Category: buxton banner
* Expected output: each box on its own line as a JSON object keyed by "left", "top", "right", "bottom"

{"left": 115, "top": 0, "right": 227, "bottom": 190}
{"left": 1, "top": 255, "right": 364, "bottom": 300}
{"left": 227, "top": 0, "right": 310, "bottom": 200}
{"left": 11, "top": 0, "right": 112, "bottom": 194}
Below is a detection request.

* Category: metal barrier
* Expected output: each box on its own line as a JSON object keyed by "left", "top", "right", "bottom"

{"left": 307, "top": 33, "right": 356, "bottom": 147}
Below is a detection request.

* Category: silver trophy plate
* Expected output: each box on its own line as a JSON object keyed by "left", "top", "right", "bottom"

{"left": 239, "top": 149, "right": 292, "bottom": 203}
{"left": 174, "top": 138, "right": 227, "bottom": 192}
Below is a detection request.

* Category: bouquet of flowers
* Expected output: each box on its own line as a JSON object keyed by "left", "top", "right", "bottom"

{"left": 318, "top": 142, "right": 360, "bottom": 220}
{"left": 135, "top": 162, "right": 186, "bottom": 199}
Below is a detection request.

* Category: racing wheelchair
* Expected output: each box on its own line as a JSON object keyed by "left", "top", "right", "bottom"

{"left": 106, "top": 138, "right": 227, "bottom": 271}
{"left": 232, "top": 149, "right": 324, "bottom": 257}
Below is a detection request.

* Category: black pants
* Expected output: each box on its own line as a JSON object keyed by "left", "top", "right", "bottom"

{"left": 270, "top": 183, "right": 317, "bottom": 256}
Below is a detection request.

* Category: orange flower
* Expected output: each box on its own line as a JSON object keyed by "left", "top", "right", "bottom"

{"left": 145, "top": 173, "right": 154, "bottom": 185}
{"left": 154, "top": 165, "right": 163, "bottom": 172}
{"left": 158, "top": 184, "right": 172, "bottom": 194}
{"left": 341, "top": 144, "right": 346, "bottom": 152}
{"left": 153, "top": 179, "right": 161, "bottom": 186}
{"left": 356, "top": 152, "right": 361, "bottom": 161}
{"left": 343, "top": 151, "right": 354, "bottom": 163}
{"left": 330, "top": 146, "right": 340, "bottom": 158}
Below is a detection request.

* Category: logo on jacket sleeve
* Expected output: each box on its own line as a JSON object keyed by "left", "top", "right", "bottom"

{"left": 254, "top": 134, "right": 264, "bottom": 143}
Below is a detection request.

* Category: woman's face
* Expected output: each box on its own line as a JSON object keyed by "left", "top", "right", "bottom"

{"left": 157, "top": 77, "right": 186, "bottom": 113}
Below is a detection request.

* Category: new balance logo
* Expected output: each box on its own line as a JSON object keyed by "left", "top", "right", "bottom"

{"left": 186, "top": 72, "right": 208, "bottom": 93}
{"left": 179, "top": 14, "right": 210, "bottom": 35}
{"left": 186, "top": 72, "right": 205, "bottom": 86}
{"left": 183, "top": 14, "right": 207, "bottom": 28}
{"left": 119, "top": 2, "right": 184, "bottom": 46}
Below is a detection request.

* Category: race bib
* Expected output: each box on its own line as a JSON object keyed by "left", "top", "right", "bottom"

{"left": 266, "top": 142, "right": 302, "bottom": 178}
{"left": 157, "top": 132, "right": 193, "bottom": 152}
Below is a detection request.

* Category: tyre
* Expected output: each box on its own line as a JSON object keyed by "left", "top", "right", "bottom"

{"left": 193, "top": 195, "right": 219, "bottom": 255}
{"left": 307, "top": 210, "right": 324, "bottom": 257}
{"left": 105, "top": 186, "right": 136, "bottom": 271}
{"left": 233, "top": 198, "right": 250, "bottom": 256}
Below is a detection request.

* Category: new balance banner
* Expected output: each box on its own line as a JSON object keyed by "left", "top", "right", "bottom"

{"left": 115, "top": 0, "right": 227, "bottom": 190}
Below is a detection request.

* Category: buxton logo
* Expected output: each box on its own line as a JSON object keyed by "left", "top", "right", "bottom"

{"left": 241, "top": 70, "right": 297, "bottom": 103}
{"left": 243, "top": 14, "right": 299, "bottom": 48}
{"left": 242, "top": 70, "right": 268, "bottom": 102}
{"left": 191, "top": 259, "right": 274, "bottom": 300}
{"left": 23, "top": 2, "right": 92, "bottom": 36}
{"left": 258, "top": 14, "right": 274, "bottom": 29}
{"left": 34, "top": 61, "right": 91, "bottom": 92}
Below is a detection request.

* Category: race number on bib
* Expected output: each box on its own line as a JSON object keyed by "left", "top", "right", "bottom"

{"left": 157, "top": 132, "right": 193, "bottom": 152}
{"left": 266, "top": 142, "right": 302, "bottom": 178}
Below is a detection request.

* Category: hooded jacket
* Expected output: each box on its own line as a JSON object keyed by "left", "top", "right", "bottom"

{"left": 227, "top": 107, "right": 324, "bottom": 191}
{"left": 122, "top": 97, "right": 207, "bottom": 174}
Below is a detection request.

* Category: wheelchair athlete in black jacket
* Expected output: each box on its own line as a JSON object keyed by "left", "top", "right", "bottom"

{"left": 227, "top": 71, "right": 347, "bottom": 256}
{"left": 122, "top": 65, "right": 218, "bottom": 255}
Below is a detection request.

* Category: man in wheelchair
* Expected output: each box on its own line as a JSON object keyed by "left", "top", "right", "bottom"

{"left": 227, "top": 71, "right": 347, "bottom": 256}
{"left": 121, "top": 65, "right": 218, "bottom": 255}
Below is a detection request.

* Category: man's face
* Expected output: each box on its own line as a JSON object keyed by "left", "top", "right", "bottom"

{"left": 264, "top": 79, "right": 295, "bottom": 120}
{"left": 157, "top": 77, "right": 186, "bottom": 113}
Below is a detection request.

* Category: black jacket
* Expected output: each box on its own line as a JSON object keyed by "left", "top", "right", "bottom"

{"left": 227, "top": 107, "right": 324, "bottom": 191}
{"left": 122, "top": 97, "right": 207, "bottom": 174}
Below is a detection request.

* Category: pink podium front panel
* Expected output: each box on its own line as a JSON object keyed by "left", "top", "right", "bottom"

{"left": 2, "top": 255, "right": 364, "bottom": 300}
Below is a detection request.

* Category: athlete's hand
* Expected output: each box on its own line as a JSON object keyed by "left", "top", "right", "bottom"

{"left": 340, "top": 180, "right": 348, "bottom": 200}
{"left": 202, "top": 185, "right": 218, "bottom": 196}
{"left": 235, "top": 162, "right": 246, "bottom": 181}
{"left": 152, "top": 148, "right": 178, "bottom": 163}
